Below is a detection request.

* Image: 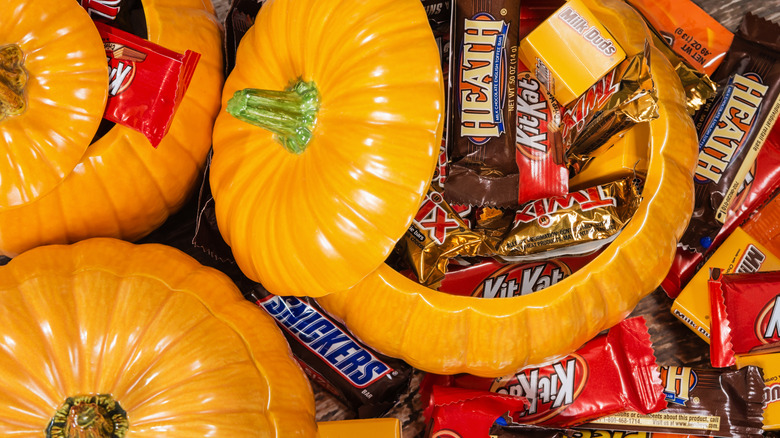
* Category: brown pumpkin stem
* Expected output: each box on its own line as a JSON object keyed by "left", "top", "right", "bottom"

{"left": 47, "top": 394, "right": 129, "bottom": 438}
{"left": 227, "top": 78, "right": 320, "bottom": 154}
{"left": 0, "top": 44, "right": 27, "bottom": 120}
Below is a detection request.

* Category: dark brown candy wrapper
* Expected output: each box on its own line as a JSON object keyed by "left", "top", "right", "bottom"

{"left": 582, "top": 366, "right": 766, "bottom": 438}
{"left": 680, "top": 13, "right": 780, "bottom": 253}
{"left": 79, "top": 0, "right": 147, "bottom": 37}
{"left": 661, "top": 114, "right": 780, "bottom": 298}
{"left": 490, "top": 423, "right": 576, "bottom": 438}
{"left": 444, "top": 0, "right": 521, "bottom": 208}
{"left": 246, "top": 289, "right": 414, "bottom": 419}
{"left": 223, "top": 0, "right": 267, "bottom": 76}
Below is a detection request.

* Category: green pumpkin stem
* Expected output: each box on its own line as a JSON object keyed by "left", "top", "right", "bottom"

{"left": 227, "top": 79, "right": 320, "bottom": 154}
{"left": 47, "top": 394, "right": 129, "bottom": 438}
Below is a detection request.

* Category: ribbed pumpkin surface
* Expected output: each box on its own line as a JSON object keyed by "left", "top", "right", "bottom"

{"left": 0, "top": 0, "right": 107, "bottom": 209}
{"left": 210, "top": 0, "right": 444, "bottom": 297}
{"left": 0, "top": 0, "right": 224, "bottom": 257}
{"left": 0, "top": 238, "right": 318, "bottom": 437}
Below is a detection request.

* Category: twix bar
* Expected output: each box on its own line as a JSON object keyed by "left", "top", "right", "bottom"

{"left": 561, "top": 42, "right": 658, "bottom": 157}
{"left": 498, "top": 177, "right": 640, "bottom": 261}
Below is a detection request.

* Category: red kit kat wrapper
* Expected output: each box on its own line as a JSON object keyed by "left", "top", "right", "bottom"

{"left": 709, "top": 269, "right": 780, "bottom": 368}
{"left": 515, "top": 60, "right": 568, "bottom": 204}
{"left": 96, "top": 22, "right": 200, "bottom": 147}
{"left": 425, "top": 317, "right": 665, "bottom": 428}
{"left": 437, "top": 251, "right": 601, "bottom": 298}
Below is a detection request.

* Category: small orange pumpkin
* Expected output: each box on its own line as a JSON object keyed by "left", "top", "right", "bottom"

{"left": 0, "top": 0, "right": 224, "bottom": 257}
{"left": 0, "top": 238, "right": 318, "bottom": 437}
{"left": 318, "top": 0, "right": 699, "bottom": 377}
{"left": 210, "top": 0, "right": 444, "bottom": 297}
{"left": 0, "top": 0, "right": 107, "bottom": 208}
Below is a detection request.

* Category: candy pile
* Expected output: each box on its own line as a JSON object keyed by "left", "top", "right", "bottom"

{"left": 184, "top": 0, "right": 780, "bottom": 436}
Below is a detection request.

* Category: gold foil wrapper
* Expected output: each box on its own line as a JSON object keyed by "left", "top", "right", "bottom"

{"left": 498, "top": 178, "right": 641, "bottom": 259}
{"left": 562, "top": 42, "right": 658, "bottom": 157}
{"left": 650, "top": 30, "right": 717, "bottom": 114}
{"left": 404, "top": 188, "right": 499, "bottom": 288}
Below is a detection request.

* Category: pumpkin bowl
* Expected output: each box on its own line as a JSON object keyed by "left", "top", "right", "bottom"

{"left": 0, "top": 238, "right": 318, "bottom": 437}
{"left": 0, "top": 0, "right": 223, "bottom": 257}
{"left": 318, "top": 0, "right": 699, "bottom": 377}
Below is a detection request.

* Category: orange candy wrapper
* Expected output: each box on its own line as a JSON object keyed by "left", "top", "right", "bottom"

{"left": 625, "top": 0, "right": 732, "bottom": 76}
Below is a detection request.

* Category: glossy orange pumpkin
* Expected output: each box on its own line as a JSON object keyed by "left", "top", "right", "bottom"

{"left": 318, "top": 0, "right": 699, "bottom": 377}
{"left": 0, "top": 238, "right": 318, "bottom": 437}
{"left": 210, "top": 0, "right": 444, "bottom": 297}
{"left": 0, "top": 0, "right": 107, "bottom": 208}
{"left": 0, "top": 0, "right": 223, "bottom": 257}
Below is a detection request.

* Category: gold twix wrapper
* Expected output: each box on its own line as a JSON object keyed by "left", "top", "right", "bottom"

{"left": 562, "top": 42, "right": 658, "bottom": 157}
{"left": 498, "top": 177, "right": 641, "bottom": 260}
{"left": 404, "top": 188, "right": 499, "bottom": 288}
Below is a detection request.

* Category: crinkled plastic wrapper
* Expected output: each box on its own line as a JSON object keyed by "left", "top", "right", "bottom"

{"left": 562, "top": 42, "right": 658, "bottom": 157}
{"left": 498, "top": 177, "right": 641, "bottom": 260}
{"left": 403, "top": 187, "right": 501, "bottom": 288}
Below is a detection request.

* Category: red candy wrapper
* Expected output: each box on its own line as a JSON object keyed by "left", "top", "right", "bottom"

{"left": 426, "top": 317, "right": 665, "bottom": 428}
{"left": 516, "top": 60, "right": 568, "bottom": 204}
{"left": 709, "top": 269, "right": 780, "bottom": 368}
{"left": 96, "top": 22, "right": 200, "bottom": 147}
{"left": 424, "top": 386, "right": 529, "bottom": 438}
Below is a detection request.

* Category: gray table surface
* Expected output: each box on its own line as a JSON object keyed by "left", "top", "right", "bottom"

{"left": 208, "top": 0, "right": 780, "bottom": 436}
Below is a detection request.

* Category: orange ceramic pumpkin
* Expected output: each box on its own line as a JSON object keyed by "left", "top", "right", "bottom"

{"left": 0, "top": 0, "right": 223, "bottom": 257}
{"left": 0, "top": 238, "right": 318, "bottom": 437}
{"left": 210, "top": 0, "right": 444, "bottom": 297}
{"left": 0, "top": 0, "right": 107, "bottom": 208}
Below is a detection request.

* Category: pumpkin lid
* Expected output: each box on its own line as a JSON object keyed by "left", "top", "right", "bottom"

{"left": 0, "top": 0, "right": 108, "bottom": 210}
{"left": 0, "top": 238, "right": 318, "bottom": 437}
{"left": 210, "top": 0, "right": 445, "bottom": 297}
